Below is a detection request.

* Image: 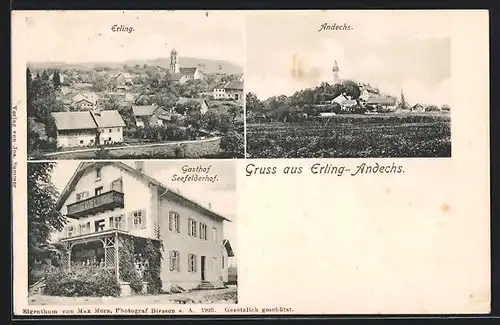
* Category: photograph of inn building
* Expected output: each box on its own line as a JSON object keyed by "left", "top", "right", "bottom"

{"left": 49, "top": 161, "right": 236, "bottom": 297}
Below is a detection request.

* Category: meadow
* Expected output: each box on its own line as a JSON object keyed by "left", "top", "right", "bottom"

{"left": 246, "top": 113, "right": 451, "bottom": 158}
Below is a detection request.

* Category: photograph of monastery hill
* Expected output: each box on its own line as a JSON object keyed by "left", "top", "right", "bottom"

{"left": 245, "top": 11, "right": 452, "bottom": 158}
{"left": 27, "top": 160, "right": 238, "bottom": 305}
{"left": 25, "top": 11, "right": 244, "bottom": 160}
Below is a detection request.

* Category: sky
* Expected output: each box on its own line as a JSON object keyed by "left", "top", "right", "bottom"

{"left": 24, "top": 11, "right": 244, "bottom": 67}
{"left": 50, "top": 160, "right": 238, "bottom": 261}
{"left": 246, "top": 10, "right": 452, "bottom": 106}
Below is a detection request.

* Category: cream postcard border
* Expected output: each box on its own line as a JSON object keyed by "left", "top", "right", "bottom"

{"left": 12, "top": 10, "right": 490, "bottom": 315}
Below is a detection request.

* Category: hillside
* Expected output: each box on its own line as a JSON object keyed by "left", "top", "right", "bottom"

{"left": 27, "top": 57, "right": 243, "bottom": 75}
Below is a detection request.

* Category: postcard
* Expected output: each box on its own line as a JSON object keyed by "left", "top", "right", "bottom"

{"left": 11, "top": 10, "right": 490, "bottom": 316}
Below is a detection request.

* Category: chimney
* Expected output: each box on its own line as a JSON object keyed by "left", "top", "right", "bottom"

{"left": 208, "top": 203, "right": 212, "bottom": 210}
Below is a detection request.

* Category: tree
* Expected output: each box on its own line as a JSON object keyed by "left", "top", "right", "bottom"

{"left": 52, "top": 70, "right": 61, "bottom": 89}
{"left": 41, "top": 70, "right": 50, "bottom": 81}
{"left": 398, "top": 90, "right": 409, "bottom": 110}
{"left": 340, "top": 80, "right": 361, "bottom": 99}
{"left": 28, "top": 163, "right": 66, "bottom": 284}
{"left": 245, "top": 92, "right": 264, "bottom": 115}
{"left": 220, "top": 130, "right": 244, "bottom": 157}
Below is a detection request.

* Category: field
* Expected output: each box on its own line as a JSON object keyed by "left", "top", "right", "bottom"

{"left": 246, "top": 113, "right": 451, "bottom": 158}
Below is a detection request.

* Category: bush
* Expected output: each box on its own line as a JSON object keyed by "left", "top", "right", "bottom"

{"left": 44, "top": 266, "right": 121, "bottom": 297}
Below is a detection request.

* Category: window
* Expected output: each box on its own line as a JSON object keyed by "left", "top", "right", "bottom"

{"left": 199, "top": 223, "right": 207, "bottom": 240}
{"left": 169, "top": 250, "right": 180, "bottom": 271}
{"left": 96, "top": 167, "right": 101, "bottom": 181}
{"left": 188, "top": 254, "right": 197, "bottom": 272}
{"left": 67, "top": 225, "right": 74, "bottom": 237}
{"left": 131, "top": 210, "right": 146, "bottom": 229}
{"left": 109, "top": 215, "right": 124, "bottom": 230}
{"left": 94, "top": 219, "right": 105, "bottom": 232}
{"left": 169, "top": 211, "right": 180, "bottom": 233}
{"left": 95, "top": 186, "right": 103, "bottom": 196}
{"left": 116, "top": 128, "right": 120, "bottom": 132}
{"left": 188, "top": 218, "right": 197, "bottom": 237}
{"left": 222, "top": 255, "right": 225, "bottom": 268}
{"left": 76, "top": 191, "right": 89, "bottom": 202}
{"left": 212, "top": 227, "right": 218, "bottom": 243}
{"left": 109, "top": 129, "right": 112, "bottom": 133}
{"left": 79, "top": 140, "right": 84, "bottom": 144}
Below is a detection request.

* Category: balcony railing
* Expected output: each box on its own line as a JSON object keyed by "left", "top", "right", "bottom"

{"left": 67, "top": 190, "right": 124, "bottom": 218}
{"left": 64, "top": 220, "right": 128, "bottom": 239}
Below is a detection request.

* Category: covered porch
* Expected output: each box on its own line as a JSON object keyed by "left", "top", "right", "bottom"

{"left": 60, "top": 230, "right": 155, "bottom": 295}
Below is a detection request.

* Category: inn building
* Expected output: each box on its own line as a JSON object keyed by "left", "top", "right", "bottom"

{"left": 53, "top": 161, "right": 234, "bottom": 294}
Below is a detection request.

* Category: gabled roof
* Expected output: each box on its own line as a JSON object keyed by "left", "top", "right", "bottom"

{"left": 223, "top": 81, "right": 243, "bottom": 90}
{"left": 132, "top": 105, "right": 157, "bottom": 117}
{"left": 92, "top": 110, "right": 126, "bottom": 128}
{"left": 51, "top": 111, "right": 98, "bottom": 131}
{"left": 55, "top": 161, "right": 232, "bottom": 222}
{"left": 72, "top": 92, "right": 99, "bottom": 105}
{"left": 115, "top": 72, "right": 133, "bottom": 79}
{"left": 72, "top": 83, "right": 93, "bottom": 90}
{"left": 223, "top": 239, "right": 235, "bottom": 257}
{"left": 366, "top": 97, "right": 397, "bottom": 105}
{"left": 179, "top": 67, "right": 198, "bottom": 76}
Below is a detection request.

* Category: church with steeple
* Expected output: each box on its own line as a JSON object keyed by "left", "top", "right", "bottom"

{"left": 332, "top": 60, "right": 340, "bottom": 85}
{"left": 168, "top": 48, "right": 202, "bottom": 84}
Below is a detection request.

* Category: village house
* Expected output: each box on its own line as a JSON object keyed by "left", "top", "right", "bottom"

{"left": 114, "top": 72, "right": 134, "bottom": 86}
{"left": 222, "top": 239, "right": 234, "bottom": 283}
{"left": 410, "top": 103, "right": 426, "bottom": 112}
{"left": 213, "top": 81, "right": 244, "bottom": 101}
{"left": 340, "top": 99, "right": 358, "bottom": 112}
{"left": 358, "top": 84, "right": 381, "bottom": 102}
{"left": 93, "top": 108, "right": 127, "bottom": 145}
{"left": 331, "top": 93, "right": 349, "bottom": 105}
{"left": 366, "top": 96, "right": 398, "bottom": 111}
{"left": 132, "top": 104, "right": 174, "bottom": 127}
{"left": 53, "top": 161, "right": 233, "bottom": 294}
{"left": 51, "top": 111, "right": 98, "bottom": 148}
{"left": 71, "top": 92, "right": 100, "bottom": 110}
{"left": 51, "top": 108, "right": 125, "bottom": 148}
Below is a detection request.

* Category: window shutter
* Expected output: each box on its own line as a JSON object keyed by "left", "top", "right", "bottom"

{"left": 169, "top": 251, "right": 173, "bottom": 271}
{"left": 176, "top": 251, "right": 180, "bottom": 272}
{"left": 141, "top": 210, "right": 146, "bottom": 229}
{"left": 176, "top": 214, "right": 180, "bottom": 233}
{"left": 169, "top": 212, "right": 172, "bottom": 231}
{"left": 188, "top": 219, "right": 191, "bottom": 236}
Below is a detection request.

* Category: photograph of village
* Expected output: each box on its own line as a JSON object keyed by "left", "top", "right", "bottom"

{"left": 27, "top": 160, "right": 238, "bottom": 305}
{"left": 25, "top": 12, "right": 244, "bottom": 160}
{"left": 245, "top": 12, "right": 452, "bottom": 158}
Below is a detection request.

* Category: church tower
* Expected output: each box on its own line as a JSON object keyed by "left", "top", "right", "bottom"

{"left": 332, "top": 60, "right": 340, "bottom": 84}
{"left": 170, "top": 48, "right": 179, "bottom": 74}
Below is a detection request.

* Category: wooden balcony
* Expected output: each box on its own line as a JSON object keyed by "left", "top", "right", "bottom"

{"left": 67, "top": 190, "right": 124, "bottom": 218}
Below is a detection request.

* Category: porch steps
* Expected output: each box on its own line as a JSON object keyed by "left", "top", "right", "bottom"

{"left": 29, "top": 279, "right": 46, "bottom": 296}
{"left": 195, "top": 280, "right": 226, "bottom": 290}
